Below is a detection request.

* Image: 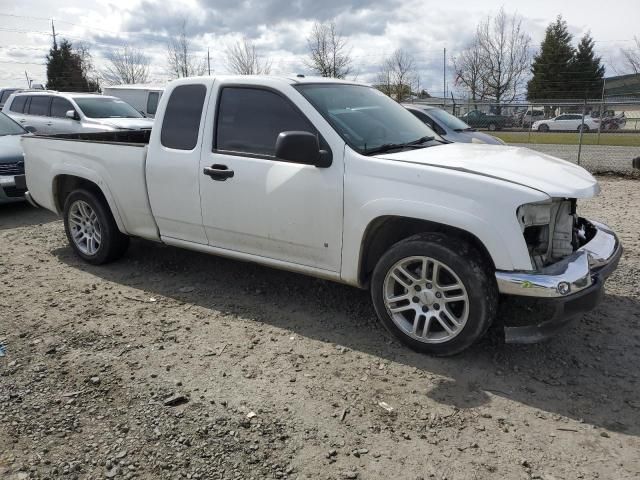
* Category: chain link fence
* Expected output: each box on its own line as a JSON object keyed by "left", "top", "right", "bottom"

{"left": 408, "top": 98, "right": 640, "bottom": 175}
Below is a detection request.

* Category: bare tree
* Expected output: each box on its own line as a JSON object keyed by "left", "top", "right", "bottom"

{"left": 74, "top": 42, "right": 100, "bottom": 91}
{"left": 167, "top": 20, "right": 206, "bottom": 78}
{"left": 225, "top": 38, "right": 272, "bottom": 75}
{"left": 305, "top": 21, "right": 352, "bottom": 78}
{"left": 377, "top": 49, "right": 417, "bottom": 101}
{"left": 102, "top": 46, "right": 150, "bottom": 85}
{"left": 475, "top": 8, "right": 531, "bottom": 105}
{"left": 621, "top": 37, "right": 640, "bottom": 74}
{"left": 454, "top": 39, "right": 488, "bottom": 102}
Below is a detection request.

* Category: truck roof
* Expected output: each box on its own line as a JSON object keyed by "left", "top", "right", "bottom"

{"left": 164, "top": 75, "right": 362, "bottom": 88}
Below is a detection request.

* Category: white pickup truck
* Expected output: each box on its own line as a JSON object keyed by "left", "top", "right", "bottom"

{"left": 19, "top": 76, "right": 622, "bottom": 355}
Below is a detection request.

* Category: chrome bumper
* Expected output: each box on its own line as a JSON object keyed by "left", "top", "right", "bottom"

{"left": 495, "top": 220, "right": 622, "bottom": 298}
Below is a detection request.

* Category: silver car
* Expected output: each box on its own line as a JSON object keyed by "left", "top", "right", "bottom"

{"left": 404, "top": 104, "right": 505, "bottom": 145}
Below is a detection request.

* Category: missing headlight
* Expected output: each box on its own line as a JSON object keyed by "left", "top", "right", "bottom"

{"left": 518, "top": 199, "right": 577, "bottom": 268}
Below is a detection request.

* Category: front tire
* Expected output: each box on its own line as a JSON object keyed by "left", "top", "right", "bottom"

{"left": 63, "top": 189, "right": 129, "bottom": 265}
{"left": 538, "top": 124, "right": 549, "bottom": 132}
{"left": 487, "top": 123, "right": 497, "bottom": 131}
{"left": 370, "top": 233, "right": 497, "bottom": 356}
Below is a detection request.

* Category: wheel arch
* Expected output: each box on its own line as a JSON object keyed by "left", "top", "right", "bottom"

{"left": 357, "top": 215, "right": 496, "bottom": 288}
{"left": 53, "top": 174, "right": 127, "bottom": 233}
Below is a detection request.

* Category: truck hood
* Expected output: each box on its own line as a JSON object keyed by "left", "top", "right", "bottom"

{"left": 86, "top": 118, "right": 154, "bottom": 130}
{"left": 0, "top": 134, "right": 25, "bottom": 164}
{"left": 377, "top": 143, "right": 599, "bottom": 198}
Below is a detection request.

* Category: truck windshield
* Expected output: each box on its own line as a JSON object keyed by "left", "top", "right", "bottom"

{"left": 295, "top": 84, "right": 440, "bottom": 154}
{"left": 73, "top": 97, "right": 143, "bottom": 119}
{"left": 0, "top": 112, "right": 26, "bottom": 136}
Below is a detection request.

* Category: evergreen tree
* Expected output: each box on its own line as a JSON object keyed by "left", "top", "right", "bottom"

{"left": 527, "top": 16, "right": 574, "bottom": 100}
{"left": 570, "top": 33, "right": 605, "bottom": 99}
{"left": 46, "top": 39, "right": 98, "bottom": 92}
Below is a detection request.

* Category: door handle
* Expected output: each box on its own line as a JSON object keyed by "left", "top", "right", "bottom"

{"left": 19, "top": 119, "right": 26, "bottom": 123}
{"left": 46, "top": 122, "right": 52, "bottom": 126}
{"left": 203, "top": 164, "right": 234, "bottom": 181}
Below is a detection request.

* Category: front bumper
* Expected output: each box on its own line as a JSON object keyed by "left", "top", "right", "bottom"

{"left": 0, "top": 174, "right": 26, "bottom": 203}
{"left": 495, "top": 219, "right": 622, "bottom": 343}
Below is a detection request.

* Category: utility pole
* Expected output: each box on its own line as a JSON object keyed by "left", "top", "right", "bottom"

{"left": 207, "top": 48, "right": 211, "bottom": 76}
{"left": 51, "top": 19, "right": 58, "bottom": 49}
{"left": 24, "top": 71, "right": 31, "bottom": 88}
{"left": 443, "top": 47, "right": 446, "bottom": 107}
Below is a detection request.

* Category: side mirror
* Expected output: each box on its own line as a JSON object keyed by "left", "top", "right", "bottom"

{"left": 24, "top": 125, "right": 37, "bottom": 133}
{"left": 275, "top": 131, "right": 332, "bottom": 168}
{"left": 66, "top": 110, "right": 78, "bottom": 120}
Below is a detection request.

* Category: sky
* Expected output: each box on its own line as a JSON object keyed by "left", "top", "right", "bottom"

{"left": 0, "top": 0, "right": 638, "bottom": 96}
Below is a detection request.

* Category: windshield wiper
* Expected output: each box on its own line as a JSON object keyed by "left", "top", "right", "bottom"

{"left": 364, "top": 136, "right": 435, "bottom": 155}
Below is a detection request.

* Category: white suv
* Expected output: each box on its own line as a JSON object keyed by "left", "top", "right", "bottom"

{"left": 2, "top": 91, "right": 154, "bottom": 135}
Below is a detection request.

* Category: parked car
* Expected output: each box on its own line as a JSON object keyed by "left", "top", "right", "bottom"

{"left": 20, "top": 76, "right": 621, "bottom": 356}
{"left": 600, "top": 112, "right": 626, "bottom": 130}
{"left": 533, "top": 114, "right": 600, "bottom": 132}
{"left": 459, "top": 110, "right": 511, "bottom": 131}
{"left": 0, "top": 112, "right": 30, "bottom": 204}
{"left": 404, "top": 104, "right": 505, "bottom": 145}
{"left": 3, "top": 91, "right": 154, "bottom": 134}
{"left": 103, "top": 85, "right": 164, "bottom": 118}
{"left": 0, "top": 88, "right": 21, "bottom": 109}
{"left": 520, "top": 109, "right": 545, "bottom": 128}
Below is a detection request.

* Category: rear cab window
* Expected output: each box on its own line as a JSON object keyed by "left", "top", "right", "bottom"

{"left": 160, "top": 84, "right": 207, "bottom": 150}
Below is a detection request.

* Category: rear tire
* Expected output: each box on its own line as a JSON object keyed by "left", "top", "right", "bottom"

{"left": 63, "top": 189, "right": 129, "bottom": 265}
{"left": 370, "top": 233, "right": 498, "bottom": 356}
{"left": 488, "top": 123, "right": 497, "bottom": 131}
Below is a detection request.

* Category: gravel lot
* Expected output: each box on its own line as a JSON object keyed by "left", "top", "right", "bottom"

{"left": 1, "top": 177, "right": 639, "bottom": 480}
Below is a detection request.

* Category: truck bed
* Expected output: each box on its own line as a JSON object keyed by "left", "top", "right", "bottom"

{"left": 22, "top": 133, "right": 160, "bottom": 242}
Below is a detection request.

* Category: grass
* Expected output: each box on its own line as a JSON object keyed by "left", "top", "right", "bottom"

{"left": 492, "top": 131, "right": 640, "bottom": 147}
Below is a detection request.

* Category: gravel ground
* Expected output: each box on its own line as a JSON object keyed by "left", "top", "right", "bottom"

{"left": 511, "top": 144, "right": 640, "bottom": 174}
{"left": 1, "top": 177, "right": 639, "bottom": 480}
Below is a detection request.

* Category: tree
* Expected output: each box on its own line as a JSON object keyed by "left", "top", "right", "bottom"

{"left": 102, "top": 46, "right": 150, "bottom": 85}
{"left": 454, "top": 39, "right": 488, "bottom": 102}
{"left": 570, "top": 33, "right": 605, "bottom": 98}
{"left": 376, "top": 49, "right": 417, "bottom": 101}
{"left": 621, "top": 37, "right": 640, "bottom": 74}
{"left": 527, "top": 16, "right": 575, "bottom": 100}
{"left": 167, "top": 21, "right": 206, "bottom": 78}
{"left": 225, "top": 38, "right": 271, "bottom": 75}
{"left": 476, "top": 8, "right": 531, "bottom": 105}
{"left": 305, "top": 21, "right": 352, "bottom": 78}
{"left": 46, "top": 39, "right": 99, "bottom": 92}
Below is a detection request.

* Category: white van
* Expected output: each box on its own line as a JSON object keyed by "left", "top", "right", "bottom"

{"left": 102, "top": 85, "right": 165, "bottom": 118}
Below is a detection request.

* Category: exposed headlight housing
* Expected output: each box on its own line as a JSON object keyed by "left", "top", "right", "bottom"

{"left": 517, "top": 200, "right": 576, "bottom": 269}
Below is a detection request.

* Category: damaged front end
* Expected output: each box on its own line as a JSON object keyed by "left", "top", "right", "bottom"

{"left": 495, "top": 199, "right": 622, "bottom": 343}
